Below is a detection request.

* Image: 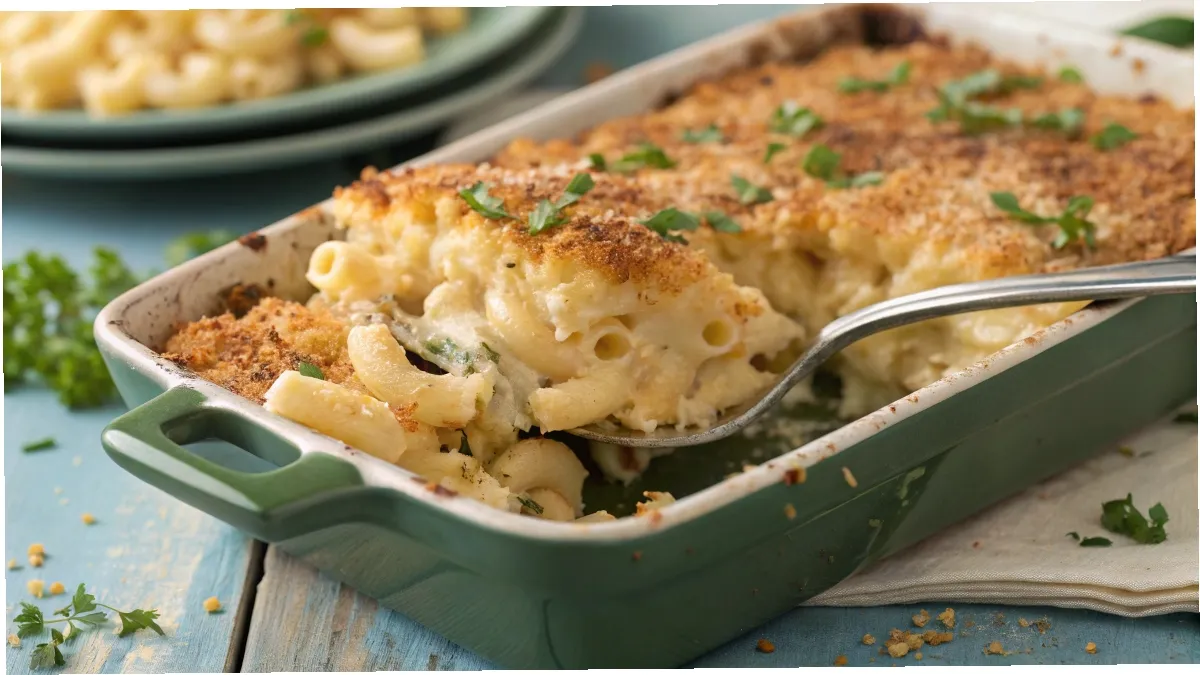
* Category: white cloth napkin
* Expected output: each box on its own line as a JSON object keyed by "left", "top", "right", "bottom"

{"left": 807, "top": 413, "right": 1199, "bottom": 617}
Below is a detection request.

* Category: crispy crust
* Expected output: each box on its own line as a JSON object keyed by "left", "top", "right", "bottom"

{"left": 488, "top": 40, "right": 1193, "bottom": 276}
{"left": 163, "top": 297, "right": 359, "bottom": 404}
{"left": 334, "top": 163, "right": 714, "bottom": 293}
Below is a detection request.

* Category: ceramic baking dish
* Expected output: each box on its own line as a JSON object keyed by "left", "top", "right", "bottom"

{"left": 96, "top": 3, "right": 1197, "bottom": 668}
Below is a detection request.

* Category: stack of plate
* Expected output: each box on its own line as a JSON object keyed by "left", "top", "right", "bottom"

{"left": 1, "top": 7, "right": 581, "bottom": 181}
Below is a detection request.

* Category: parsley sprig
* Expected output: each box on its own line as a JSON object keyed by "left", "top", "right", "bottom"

{"left": 763, "top": 142, "right": 786, "bottom": 164}
{"left": 838, "top": 60, "right": 911, "bottom": 93}
{"left": 4, "top": 231, "right": 264, "bottom": 409}
{"left": 15, "top": 584, "right": 163, "bottom": 668}
{"left": 769, "top": 101, "right": 824, "bottom": 137}
{"left": 1058, "top": 66, "right": 1085, "bottom": 83}
{"left": 528, "top": 173, "right": 596, "bottom": 234}
{"left": 802, "top": 144, "right": 884, "bottom": 189}
{"left": 1101, "top": 493, "right": 1169, "bottom": 544}
{"left": 989, "top": 192, "right": 1097, "bottom": 249}
{"left": 1030, "top": 108, "right": 1086, "bottom": 139}
{"left": 1066, "top": 532, "right": 1113, "bottom": 547}
{"left": 641, "top": 208, "right": 700, "bottom": 243}
{"left": 458, "top": 182, "right": 511, "bottom": 219}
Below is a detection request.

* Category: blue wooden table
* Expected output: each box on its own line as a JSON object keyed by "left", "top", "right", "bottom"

{"left": 4, "top": 6, "right": 1197, "bottom": 671}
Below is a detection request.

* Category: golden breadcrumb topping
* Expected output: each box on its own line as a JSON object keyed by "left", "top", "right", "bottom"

{"left": 163, "top": 297, "right": 359, "bottom": 404}
{"left": 492, "top": 39, "right": 1194, "bottom": 275}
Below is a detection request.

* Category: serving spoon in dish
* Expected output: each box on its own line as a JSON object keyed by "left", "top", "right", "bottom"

{"left": 569, "top": 253, "right": 1197, "bottom": 448}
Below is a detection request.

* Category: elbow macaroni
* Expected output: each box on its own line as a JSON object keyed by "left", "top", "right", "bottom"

{"left": 0, "top": 8, "right": 471, "bottom": 116}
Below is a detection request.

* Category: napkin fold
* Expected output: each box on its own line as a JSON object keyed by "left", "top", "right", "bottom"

{"left": 808, "top": 414, "right": 1199, "bottom": 617}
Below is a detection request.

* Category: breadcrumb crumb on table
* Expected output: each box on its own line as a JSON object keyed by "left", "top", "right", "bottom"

{"left": 1086, "top": 642, "right": 1097, "bottom": 654}
{"left": 914, "top": 653, "right": 923, "bottom": 661}
{"left": 756, "top": 638, "right": 775, "bottom": 653}
{"left": 203, "top": 596, "right": 222, "bottom": 613}
{"left": 913, "top": 609, "right": 930, "bottom": 627}
{"left": 834, "top": 654, "right": 848, "bottom": 666}
{"left": 7, "top": 634, "right": 19, "bottom": 647}
{"left": 27, "top": 580, "right": 45, "bottom": 598}
{"left": 48, "top": 581, "right": 65, "bottom": 595}
{"left": 27, "top": 543, "right": 44, "bottom": 556}
{"left": 984, "top": 641, "right": 1006, "bottom": 656}
{"left": 862, "top": 633, "right": 876, "bottom": 645}
{"left": 842, "top": 467, "right": 857, "bottom": 488}
{"left": 82, "top": 513, "right": 97, "bottom": 525}
{"left": 6, "top": 559, "right": 18, "bottom": 570}
{"left": 887, "top": 642, "right": 909, "bottom": 658}
{"left": 1018, "top": 617, "right": 1030, "bottom": 628}
{"left": 784, "top": 503, "right": 797, "bottom": 520}
{"left": 28, "top": 553, "right": 44, "bottom": 567}
{"left": 922, "top": 630, "right": 954, "bottom": 646}
{"left": 938, "top": 607, "right": 956, "bottom": 628}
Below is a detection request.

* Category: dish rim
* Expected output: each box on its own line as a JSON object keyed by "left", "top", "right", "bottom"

{"left": 93, "top": 2, "right": 1195, "bottom": 544}
{"left": 0, "top": 7, "right": 554, "bottom": 141}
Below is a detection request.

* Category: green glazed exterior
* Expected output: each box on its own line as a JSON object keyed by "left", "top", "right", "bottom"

{"left": 100, "top": 293, "right": 1196, "bottom": 668}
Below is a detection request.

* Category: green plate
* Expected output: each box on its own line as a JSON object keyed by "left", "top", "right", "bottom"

{"left": 1, "top": 8, "right": 581, "bottom": 181}
{"left": 0, "top": 7, "right": 553, "bottom": 143}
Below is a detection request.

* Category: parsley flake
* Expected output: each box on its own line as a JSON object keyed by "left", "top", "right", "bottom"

{"left": 528, "top": 172, "right": 595, "bottom": 234}
{"left": 681, "top": 124, "right": 724, "bottom": 143}
{"left": 458, "top": 182, "right": 512, "bottom": 219}
{"left": 517, "top": 495, "right": 544, "bottom": 515}
{"left": 838, "top": 60, "right": 911, "bottom": 93}
{"left": 1058, "top": 66, "right": 1085, "bottom": 83}
{"left": 588, "top": 153, "right": 607, "bottom": 171}
{"left": 641, "top": 208, "right": 700, "bottom": 243}
{"left": 1091, "top": 123, "right": 1137, "bottom": 151}
{"left": 302, "top": 26, "right": 328, "bottom": 47}
{"left": 763, "top": 142, "right": 786, "bottom": 164}
{"left": 989, "top": 192, "right": 1097, "bottom": 249}
{"left": 297, "top": 362, "right": 325, "bottom": 380}
{"left": 1100, "top": 493, "right": 1169, "bottom": 544}
{"left": 730, "top": 174, "right": 773, "bottom": 205}
{"left": 1030, "top": 108, "right": 1086, "bottom": 138}
{"left": 769, "top": 101, "right": 824, "bottom": 137}
{"left": 610, "top": 143, "right": 675, "bottom": 173}
{"left": 704, "top": 211, "right": 742, "bottom": 233}
{"left": 1120, "top": 16, "right": 1194, "bottom": 48}
{"left": 802, "top": 145, "right": 884, "bottom": 189}
{"left": 927, "top": 69, "right": 1041, "bottom": 133}
{"left": 22, "top": 437, "right": 57, "bottom": 453}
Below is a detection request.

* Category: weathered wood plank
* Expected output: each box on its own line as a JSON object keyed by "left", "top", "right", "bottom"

{"left": 4, "top": 392, "right": 259, "bottom": 673}
{"left": 239, "top": 548, "right": 1198, "bottom": 669}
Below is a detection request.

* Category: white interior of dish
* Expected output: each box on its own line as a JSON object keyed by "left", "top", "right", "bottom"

{"left": 95, "top": 3, "right": 1194, "bottom": 542}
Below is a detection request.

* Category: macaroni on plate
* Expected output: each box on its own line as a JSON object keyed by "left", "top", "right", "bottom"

{"left": 162, "top": 38, "right": 1195, "bottom": 522}
{"left": 0, "top": 8, "right": 468, "bottom": 116}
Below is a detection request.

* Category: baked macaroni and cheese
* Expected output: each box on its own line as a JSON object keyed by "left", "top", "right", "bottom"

{"left": 161, "top": 38, "right": 1195, "bottom": 522}
{"left": 0, "top": 8, "right": 467, "bottom": 116}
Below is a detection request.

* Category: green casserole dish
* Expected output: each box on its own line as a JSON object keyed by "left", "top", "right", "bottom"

{"left": 95, "top": 4, "right": 1197, "bottom": 668}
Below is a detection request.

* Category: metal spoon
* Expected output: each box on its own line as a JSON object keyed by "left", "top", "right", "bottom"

{"left": 569, "top": 253, "right": 1197, "bottom": 448}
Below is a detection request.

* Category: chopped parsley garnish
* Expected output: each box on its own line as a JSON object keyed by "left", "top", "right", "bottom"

{"left": 283, "top": 9, "right": 304, "bottom": 25}
{"left": 763, "top": 142, "right": 786, "bottom": 164}
{"left": 989, "top": 192, "right": 1097, "bottom": 249}
{"left": 1120, "top": 15, "right": 1194, "bottom": 48}
{"left": 769, "top": 101, "right": 824, "bottom": 137}
{"left": 704, "top": 211, "right": 742, "bottom": 233}
{"left": 927, "top": 69, "right": 1042, "bottom": 133}
{"left": 588, "top": 153, "right": 607, "bottom": 171}
{"left": 1066, "top": 532, "right": 1113, "bottom": 547}
{"left": 641, "top": 208, "right": 700, "bottom": 243}
{"left": 1100, "top": 493, "right": 1168, "bottom": 544}
{"left": 730, "top": 174, "right": 773, "bottom": 205}
{"left": 424, "top": 337, "right": 496, "bottom": 374}
{"left": 1091, "top": 123, "right": 1137, "bottom": 151}
{"left": 528, "top": 172, "right": 595, "bottom": 234}
{"left": 14, "top": 584, "right": 161, "bottom": 668}
{"left": 479, "top": 342, "right": 501, "bottom": 363}
{"left": 165, "top": 229, "right": 238, "bottom": 267}
{"left": 517, "top": 495, "right": 544, "bottom": 515}
{"left": 301, "top": 26, "right": 329, "bottom": 47}
{"left": 21, "top": 437, "right": 57, "bottom": 453}
{"left": 1058, "top": 66, "right": 1085, "bottom": 83}
{"left": 1030, "top": 108, "right": 1086, "bottom": 138}
{"left": 681, "top": 124, "right": 724, "bottom": 144}
{"left": 297, "top": 362, "right": 324, "bottom": 380}
{"left": 608, "top": 143, "right": 676, "bottom": 173}
{"left": 838, "top": 60, "right": 911, "bottom": 93}
{"left": 802, "top": 144, "right": 885, "bottom": 189}
{"left": 458, "top": 182, "right": 511, "bottom": 219}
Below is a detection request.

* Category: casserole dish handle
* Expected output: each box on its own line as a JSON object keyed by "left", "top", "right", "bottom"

{"left": 101, "top": 386, "right": 363, "bottom": 541}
